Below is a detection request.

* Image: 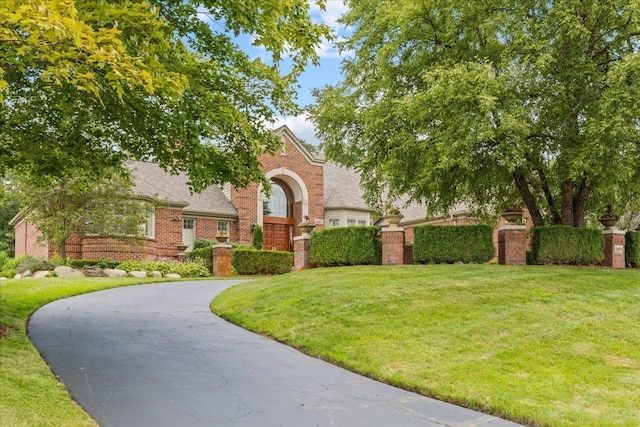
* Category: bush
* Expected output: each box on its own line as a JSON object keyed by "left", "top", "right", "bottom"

{"left": 193, "top": 238, "right": 216, "bottom": 249}
{"left": 116, "top": 260, "right": 210, "bottom": 277}
{"left": 253, "top": 224, "right": 264, "bottom": 250}
{"left": 310, "top": 226, "right": 381, "bottom": 267}
{"left": 531, "top": 226, "right": 604, "bottom": 265}
{"left": 232, "top": 249, "right": 292, "bottom": 275}
{"left": 626, "top": 231, "right": 640, "bottom": 268}
{"left": 16, "top": 255, "right": 56, "bottom": 273}
{"left": 413, "top": 225, "right": 495, "bottom": 264}
{"left": 67, "top": 259, "right": 120, "bottom": 269}
{"left": 185, "top": 247, "right": 213, "bottom": 273}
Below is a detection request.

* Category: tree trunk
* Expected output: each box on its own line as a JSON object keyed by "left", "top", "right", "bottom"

{"left": 513, "top": 171, "right": 545, "bottom": 226}
{"left": 573, "top": 174, "right": 590, "bottom": 227}
{"left": 561, "top": 179, "right": 575, "bottom": 226}
{"left": 58, "top": 238, "right": 67, "bottom": 263}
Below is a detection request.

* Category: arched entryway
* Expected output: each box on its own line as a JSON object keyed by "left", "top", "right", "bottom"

{"left": 259, "top": 169, "right": 309, "bottom": 252}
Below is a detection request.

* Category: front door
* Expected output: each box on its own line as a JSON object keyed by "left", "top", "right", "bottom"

{"left": 263, "top": 217, "right": 293, "bottom": 251}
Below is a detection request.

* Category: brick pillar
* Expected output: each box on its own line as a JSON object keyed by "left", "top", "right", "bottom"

{"left": 498, "top": 225, "right": 527, "bottom": 265}
{"left": 212, "top": 244, "right": 233, "bottom": 277}
{"left": 603, "top": 230, "right": 625, "bottom": 269}
{"left": 293, "top": 235, "right": 312, "bottom": 271}
{"left": 382, "top": 228, "right": 405, "bottom": 265}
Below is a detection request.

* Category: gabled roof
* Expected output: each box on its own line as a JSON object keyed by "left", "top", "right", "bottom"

{"left": 129, "top": 161, "right": 238, "bottom": 218}
{"left": 323, "top": 162, "right": 370, "bottom": 211}
{"left": 273, "top": 125, "right": 325, "bottom": 166}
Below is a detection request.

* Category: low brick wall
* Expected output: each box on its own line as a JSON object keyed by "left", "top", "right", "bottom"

{"left": 81, "top": 236, "right": 158, "bottom": 261}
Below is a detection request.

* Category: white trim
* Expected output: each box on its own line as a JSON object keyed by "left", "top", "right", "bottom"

{"left": 258, "top": 167, "right": 310, "bottom": 225}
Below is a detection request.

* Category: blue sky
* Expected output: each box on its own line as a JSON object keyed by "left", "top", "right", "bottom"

{"left": 206, "top": 1, "right": 351, "bottom": 146}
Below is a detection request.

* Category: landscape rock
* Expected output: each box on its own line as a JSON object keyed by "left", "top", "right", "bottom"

{"left": 103, "top": 269, "right": 127, "bottom": 278}
{"left": 0, "top": 277, "right": 7, "bottom": 281}
{"left": 164, "top": 273, "right": 181, "bottom": 279}
{"left": 54, "top": 266, "right": 85, "bottom": 278}
{"left": 84, "top": 266, "right": 104, "bottom": 277}
{"left": 129, "top": 271, "right": 147, "bottom": 278}
{"left": 33, "top": 270, "right": 50, "bottom": 278}
{"left": 14, "top": 273, "right": 22, "bottom": 279}
{"left": 150, "top": 271, "right": 163, "bottom": 278}
{"left": 23, "top": 269, "right": 32, "bottom": 278}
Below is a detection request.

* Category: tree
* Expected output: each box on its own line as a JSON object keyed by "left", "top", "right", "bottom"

{"left": 10, "top": 169, "right": 155, "bottom": 261}
{"left": 310, "top": 1, "right": 640, "bottom": 227}
{"left": 0, "top": 195, "right": 21, "bottom": 257}
{"left": 1, "top": 0, "right": 330, "bottom": 192}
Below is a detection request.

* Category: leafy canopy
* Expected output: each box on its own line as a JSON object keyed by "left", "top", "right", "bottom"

{"left": 1, "top": 0, "right": 330, "bottom": 192}
{"left": 310, "top": 0, "right": 640, "bottom": 227}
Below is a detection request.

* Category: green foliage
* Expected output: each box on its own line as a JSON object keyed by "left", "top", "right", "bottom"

{"left": 310, "top": 1, "right": 640, "bottom": 227}
{"left": 193, "top": 239, "right": 215, "bottom": 250}
{"left": 232, "top": 249, "right": 292, "bottom": 275}
{"left": 66, "top": 259, "right": 120, "bottom": 269}
{"left": 16, "top": 256, "right": 56, "bottom": 273}
{"left": 116, "top": 260, "right": 209, "bottom": 277}
{"left": 626, "top": 231, "right": 640, "bottom": 268}
{"left": 0, "top": 197, "right": 20, "bottom": 257}
{"left": 531, "top": 226, "right": 604, "bottom": 266}
{"left": 310, "top": 226, "right": 381, "bottom": 267}
{"left": 413, "top": 225, "right": 495, "bottom": 264}
{"left": 1, "top": 0, "right": 330, "bottom": 191}
{"left": 231, "top": 243, "right": 256, "bottom": 251}
{"left": 185, "top": 247, "right": 213, "bottom": 273}
{"left": 10, "top": 168, "right": 155, "bottom": 261}
{"left": 0, "top": 252, "right": 18, "bottom": 277}
{"left": 252, "top": 224, "right": 264, "bottom": 250}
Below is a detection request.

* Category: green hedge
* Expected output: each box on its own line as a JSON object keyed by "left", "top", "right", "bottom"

{"left": 185, "top": 247, "right": 213, "bottom": 272}
{"left": 626, "top": 231, "right": 640, "bottom": 268}
{"left": 531, "top": 226, "right": 604, "bottom": 266}
{"left": 67, "top": 259, "right": 120, "bottom": 269}
{"left": 232, "top": 249, "right": 292, "bottom": 275}
{"left": 310, "top": 226, "right": 381, "bottom": 267}
{"left": 116, "top": 260, "right": 210, "bottom": 277}
{"left": 413, "top": 225, "right": 495, "bottom": 264}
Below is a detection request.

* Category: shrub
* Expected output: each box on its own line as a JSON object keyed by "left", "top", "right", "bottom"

{"left": 116, "top": 260, "right": 210, "bottom": 277}
{"left": 413, "top": 225, "right": 495, "bottom": 264}
{"left": 626, "top": 231, "right": 640, "bottom": 268}
{"left": 253, "top": 224, "right": 264, "bottom": 250}
{"left": 17, "top": 255, "right": 56, "bottom": 273}
{"left": 232, "top": 249, "right": 292, "bottom": 275}
{"left": 67, "top": 259, "right": 120, "bottom": 269}
{"left": 185, "top": 247, "right": 213, "bottom": 273}
{"left": 531, "top": 226, "right": 604, "bottom": 265}
{"left": 193, "top": 238, "right": 215, "bottom": 249}
{"left": 310, "top": 226, "right": 381, "bottom": 267}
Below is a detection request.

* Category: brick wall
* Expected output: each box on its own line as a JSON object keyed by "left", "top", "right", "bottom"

{"left": 81, "top": 236, "right": 157, "bottom": 261}
{"left": 14, "top": 221, "right": 47, "bottom": 258}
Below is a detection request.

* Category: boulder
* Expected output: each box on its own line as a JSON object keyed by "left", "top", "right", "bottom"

{"left": 103, "top": 269, "right": 127, "bottom": 278}
{"left": 23, "top": 269, "right": 32, "bottom": 278}
{"left": 164, "top": 273, "right": 181, "bottom": 279}
{"left": 128, "top": 271, "right": 147, "bottom": 278}
{"left": 33, "top": 270, "right": 50, "bottom": 278}
{"left": 150, "top": 271, "right": 163, "bottom": 278}
{"left": 54, "top": 266, "right": 85, "bottom": 278}
{"left": 84, "top": 266, "right": 104, "bottom": 277}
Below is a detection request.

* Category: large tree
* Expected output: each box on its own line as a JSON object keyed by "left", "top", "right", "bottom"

{"left": 310, "top": 0, "right": 640, "bottom": 227}
{"left": 10, "top": 168, "right": 155, "bottom": 261}
{"left": 1, "top": 0, "right": 329, "bottom": 192}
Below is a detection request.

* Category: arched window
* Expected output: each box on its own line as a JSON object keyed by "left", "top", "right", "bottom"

{"left": 263, "top": 183, "right": 288, "bottom": 217}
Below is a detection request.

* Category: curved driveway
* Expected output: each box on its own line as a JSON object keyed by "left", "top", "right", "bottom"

{"left": 29, "top": 280, "right": 521, "bottom": 427}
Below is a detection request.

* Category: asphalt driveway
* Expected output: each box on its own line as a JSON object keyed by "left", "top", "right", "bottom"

{"left": 29, "top": 280, "right": 522, "bottom": 427}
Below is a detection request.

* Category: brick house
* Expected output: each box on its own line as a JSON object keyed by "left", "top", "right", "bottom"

{"left": 11, "top": 126, "right": 378, "bottom": 260}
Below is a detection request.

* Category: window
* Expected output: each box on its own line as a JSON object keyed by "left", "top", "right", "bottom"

{"left": 217, "top": 220, "right": 229, "bottom": 234}
{"left": 182, "top": 218, "right": 196, "bottom": 251}
{"left": 263, "top": 183, "right": 288, "bottom": 217}
{"left": 328, "top": 218, "right": 340, "bottom": 228}
{"left": 145, "top": 212, "right": 155, "bottom": 238}
{"left": 358, "top": 219, "right": 367, "bottom": 226}
{"left": 347, "top": 219, "right": 356, "bottom": 226}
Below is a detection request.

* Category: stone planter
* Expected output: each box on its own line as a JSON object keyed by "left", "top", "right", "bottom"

{"left": 501, "top": 211, "right": 523, "bottom": 224}
{"left": 384, "top": 214, "right": 404, "bottom": 228}
{"left": 215, "top": 234, "right": 229, "bottom": 243}
{"left": 176, "top": 244, "right": 188, "bottom": 252}
{"left": 598, "top": 216, "right": 619, "bottom": 230}
{"left": 298, "top": 222, "right": 315, "bottom": 235}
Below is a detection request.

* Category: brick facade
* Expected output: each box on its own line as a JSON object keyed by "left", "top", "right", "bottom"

{"left": 603, "top": 230, "right": 626, "bottom": 269}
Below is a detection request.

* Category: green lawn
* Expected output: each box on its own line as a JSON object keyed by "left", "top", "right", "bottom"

{"left": 0, "top": 277, "right": 173, "bottom": 427}
{"left": 212, "top": 265, "right": 640, "bottom": 427}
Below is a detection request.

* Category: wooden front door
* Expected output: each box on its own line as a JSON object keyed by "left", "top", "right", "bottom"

{"left": 263, "top": 217, "right": 294, "bottom": 251}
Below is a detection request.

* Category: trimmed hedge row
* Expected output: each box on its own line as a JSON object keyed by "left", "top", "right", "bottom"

{"left": 232, "top": 249, "right": 293, "bottom": 275}
{"left": 185, "top": 246, "right": 213, "bottom": 272}
{"left": 310, "top": 226, "right": 381, "bottom": 267}
{"left": 116, "top": 260, "right": 210, "bottom": 277}
{"left": 626, "top": 231, "right": 640, "bottom": 268}
{"left": 531, "top": 226, "right": 604, "bottom": 265}
{"left": 413, "top": 225, "right": 495, "bottom": 264}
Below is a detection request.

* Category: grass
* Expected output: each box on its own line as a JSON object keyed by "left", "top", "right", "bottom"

{"left": 0, "top": 276, "right": 175, "bottom": 427}
{"left": 212, "top": 264, "right": 640, "bottom": 427}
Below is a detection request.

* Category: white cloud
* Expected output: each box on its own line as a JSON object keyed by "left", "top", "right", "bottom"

{"left": 274, "top": 114, "right": 321, "bottom": 146}
{"left": 310, "top": 1, "right": 352, "bottom": 58}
